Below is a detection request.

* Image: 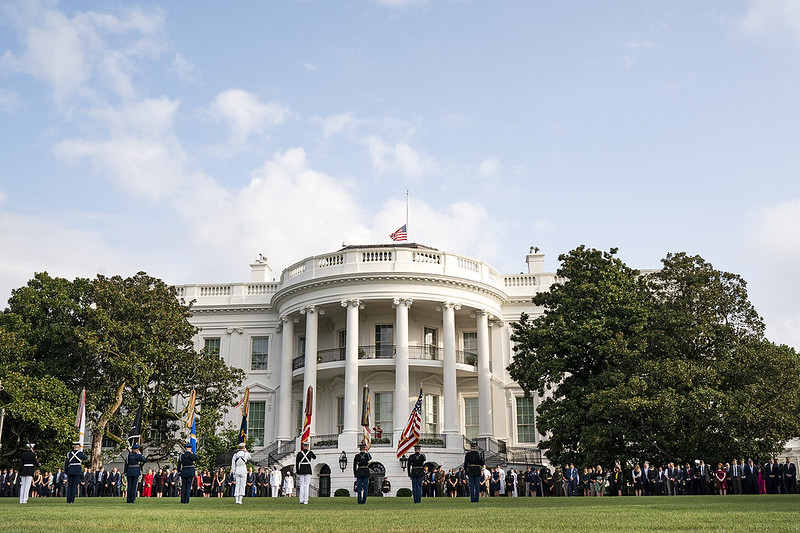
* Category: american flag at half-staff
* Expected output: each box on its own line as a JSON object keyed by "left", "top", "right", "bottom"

{"left": 361, "top": 385, "right": 371, "bottom": 451}
{"left": 237, "top": 387, "right": 250, "bottom": 445}
{"left": 390, "top": 224, "right": 407, "bottom": 242}
{"left": 301, "top": 386, "right": 313, "bottom": 444}
{"left": 75, "top": 388, "right": 86, "bottom": 450}
{"left": 397, "top": 387, "right": 423, "bottom": 458}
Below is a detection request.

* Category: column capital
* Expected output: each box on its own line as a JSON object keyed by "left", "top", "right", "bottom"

{"left": 341, "top": 299, "right": 364, "bottom": 309}
{"left": 470, "top": 309, "right": 491, "bottom": 319}
{"left": 392, "top": 297, "right": 413, "bottom": 308}
{"left": 300, "top": 305, "right": 325, "bottom": 315}
{"left": 437, "top": 301, "right": 461, "bottom": 312}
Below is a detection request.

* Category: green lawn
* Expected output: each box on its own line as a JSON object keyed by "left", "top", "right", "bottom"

{"left": 3, "top": 495, "right": 800, "bottom": 532}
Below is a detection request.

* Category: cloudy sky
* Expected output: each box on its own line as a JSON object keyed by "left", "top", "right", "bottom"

{"left": 1, "top": 0, "right": 798, "bottom": 348}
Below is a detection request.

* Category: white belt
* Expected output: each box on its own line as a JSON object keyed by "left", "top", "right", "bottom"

{"left": 23, "top": 464, "right": 34, "bottom": 467}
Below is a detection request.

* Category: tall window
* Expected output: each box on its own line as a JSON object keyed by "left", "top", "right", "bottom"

{"left": 424, "top": 327, "right": 438, "bottom": 358}
{"left": 338, "top": 329, "right": 347, "bottom": 348}
{"left": 424, "top": 394, "right": 439, "bottom": 434}
{"left": 249, "top": 402, "right": 266, "bottom": 447}
{"left": 464, "top": 397, "right": 479, "bottom": 441}
{"left": 374, "top": 392, "right": 393, "bottom": 433}
{"left": 462, "top": 332, "right": 477, "bottom": 365}
{"left": 337, "top": 396, "right": 344, "bottom": 434}
{"left": 375, "top": 325, "right": 394, "bottom": 358}
{"left": 204, "top": 337, "right": 221, "bottom": 357}
{"left": 516, "top": 397, "right": 536, "bottom": 443}
{"left": 251, "top": 337, "right": 269, "bottom": 370}
{"left": 298, "top": 336, "right": 306, "bottom": 357}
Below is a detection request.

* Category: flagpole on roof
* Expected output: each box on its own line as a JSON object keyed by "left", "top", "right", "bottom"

{"left": 406, "top": 190, "right": 409, "bottom": 240}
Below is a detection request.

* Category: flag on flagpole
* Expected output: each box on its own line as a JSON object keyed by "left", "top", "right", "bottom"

{"left": 186, "top": 389, "right": 197, "bottom": 454}
{"left": 397, "top": 387, "right": 423, "bottom": 458}
{"left": 301, "top": 386, "right": 313, "bottom": 444}
{"left": 389, "top": 224, "right": 407, "bottom": 242}
{"left": 237, "top": 387, "right": 250, "bottom": 445}
{"left": 75, "top": 389, "right": 86, "bottom": 450}
{"left": 128, "top": 395, "right": 144, "bottom": 447}
{"left": 361, "top": 384, "right": 371, "bottom": 451}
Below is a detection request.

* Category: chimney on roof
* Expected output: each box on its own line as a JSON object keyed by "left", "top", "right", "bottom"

{"left": 526, "top": 247, "right": 544, "bottom": 274}
{"left": 250, "top": 254, "right": 272, "bottom": 282}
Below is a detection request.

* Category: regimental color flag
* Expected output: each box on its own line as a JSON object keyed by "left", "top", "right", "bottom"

{"left": 75, "top": 388, "right": 86, "bottom": 450}
{"left": 237, "top": 387, "right": 250, "bottom": 445}
{"left": 301, "top": 386, "right": 313, "bottom": 444}
{"left": 397, "top": 387, "right": 423, "bottom": 458}
{"left": 390, "top": 224, "right": 407, "bottom": 242}
{"left": 361, "top": 384, "right": 371, "bottom": 451}
{"left": 186, "top": 389, "right": 197, "bottom": 454}
{"left": 128, "top": 395, "right": 145, "bottom": 447}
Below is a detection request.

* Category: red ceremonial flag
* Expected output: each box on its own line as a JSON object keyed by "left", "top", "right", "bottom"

{"left": 397, "top": 387, "right": 423, "bottom": 458}
{"left": 361, "top": 385, "right": 371, "bottom": 451}
{"left": 301, "top": 386, "right": 313, "bottom": 444}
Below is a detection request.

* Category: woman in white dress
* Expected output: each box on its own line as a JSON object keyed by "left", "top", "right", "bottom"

{"left": 282, "top": 471, "right": 294, "bottom": 497}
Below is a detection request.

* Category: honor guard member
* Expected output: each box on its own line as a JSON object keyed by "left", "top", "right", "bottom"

{"left": 231, "top": 443, "right": 251, "bottom": 504}
{"left": 295, "top": 441, "right": 315, "bottom": 504}
{"left": 353, "top": 441, "right": 372, "bottom": 504}
{"left": 65, "top": 442, "right": 87, "bottom": 504}
{"left": 18, "top": 443, "right": 40, "bottom": 504}
{"left": 178, "top": 443, "right": 198, "bottom": 504}
{"left": 125, "top": 444, "right": 147, "bottom": 504}
{"left": 407, "top": 444, "right": 426, "bottom": 504}
{"left": 464, "top": 441, "right": 485, "bottom": 503}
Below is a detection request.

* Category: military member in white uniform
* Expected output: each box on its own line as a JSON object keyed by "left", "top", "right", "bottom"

{"left": 230, "top": 443, "right": 252, "bottom": 505}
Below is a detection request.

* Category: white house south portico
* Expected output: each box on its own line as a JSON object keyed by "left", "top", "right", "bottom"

{"left": 177, "top": 243, "right": 553, "bottom": 495}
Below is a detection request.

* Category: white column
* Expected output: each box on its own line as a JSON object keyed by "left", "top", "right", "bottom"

{"left": 342, "top": 299, "right": 361, "bottom": 435}
{"left": 301, "top": 306, "right": 319, "bottom": 437}
{"left": 441, "top": 302, "right": 459, "bottom": 439}
{"left": 277, "top": 315, "right": 295, "bottom": 441}
{"left": 476, "top": 309, "right": 492, "bottom": 438}
{"left": 393, "top": 298, "right": 412, "bottom": 440}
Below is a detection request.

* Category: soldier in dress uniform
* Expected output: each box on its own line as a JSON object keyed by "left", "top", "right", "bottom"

{"left": 295, "top": 441, "right": 316, "bottom": 504}
{"left": 407, "top": 444, "right": 426, "bottom": 504}
{"left": 353, "top": 441, "right": 372, "bottom": 504}
{"left": 463, "top": 441, "right": 484, "bottom": 503}
{"left": 64, "top": 442, "right": 87, "bottom": 504}
{"left": 178, "top": 442, "right": 198, "bottom": 504}
{"left": 124, "top": 444, "right": 146, "bottom": 504}
{"left": 231, "top": 442, "right": 252, "bottom": 505}
{"left": 18, "top": 443, "right": 40, "bottom": 504}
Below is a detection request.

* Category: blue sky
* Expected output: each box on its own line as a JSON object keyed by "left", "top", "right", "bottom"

{"left": 1, "top": 0, "right": 799, "bottom": 348}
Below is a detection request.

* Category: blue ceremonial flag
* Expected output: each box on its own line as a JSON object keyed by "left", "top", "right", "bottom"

{"left": 190, "top": 417, "right": 197, "bottom": 454}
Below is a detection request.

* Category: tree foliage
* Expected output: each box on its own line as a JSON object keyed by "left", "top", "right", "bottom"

{"left": 508, "top": 247, "right": 800, "bottom": 468}
{"left": 1, "top": 271, "right": 244, "bottom": 469}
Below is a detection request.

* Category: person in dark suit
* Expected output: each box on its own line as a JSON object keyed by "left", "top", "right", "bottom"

{"left": 407, "top": 444, "right": 426, "bottom": 503}
{"left": 353, "top": 442, "right": 372, "bottom": 504}
{"left": 65, "top": 442, "right": 87, "bottom": 503}
{"left": 125, "top": 444, "right": 146, "bottom": 504}
{"left": 463, "top": 441, "right": 484, "bottom": 503}
{"left": 81, "top": 468, "right": 93, "bottom": 497}
{"left": 784, "top": 458, "right": 797, "bottom": 494}
{"left": 730, "top": 459, "right": 742, "bottom": 495}
{"left": 745, "top": 459, "right": 758, "bottom": 494}
{"left": 109, "top": 468, "right": 121, "bottom": 497}
{"left": 178, "top": 442, "right": 198, "bottom": 504}
{"left": 94, "top": 466, "right": 106, "bottom": 497}
{"left": 766, "top": 458, "right": 780, "bottom": 494}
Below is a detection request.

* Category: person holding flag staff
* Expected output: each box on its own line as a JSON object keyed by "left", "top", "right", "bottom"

{"left": 18, "top": 443, "right": 40, "bottom": 504}
{"left": 124, "top": 444, "right": 146, "bottom": 503}
{"left": 295, "top": 441, "right": 315, "bottom": 505}
{"left": 353, "top": 441, "right": 372, "bottom": 504}
{"left": 464, "top": 441, "right": 485, "bottom": 503}
{"left": 65, "top": 441, "right": 87, "bottom": 503}
{"left": 178, "top": 442, "right": 197, "bottom": 504}
{"left": 407, "top": 444, "right": 426, "bottom": 504}
{"left": 231, "top": 443, "right": 252, "bottom": 504}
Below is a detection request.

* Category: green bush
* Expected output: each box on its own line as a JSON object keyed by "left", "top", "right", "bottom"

{"left": 396, "top": 488, "right": 412, "bottom": 497}
{"left": 334, "top": 488, "right": 350, "bottom": 497}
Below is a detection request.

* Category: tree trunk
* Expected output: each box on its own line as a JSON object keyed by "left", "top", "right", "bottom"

{"left": 90, "top": 380, "right": 126, "bottom": 469}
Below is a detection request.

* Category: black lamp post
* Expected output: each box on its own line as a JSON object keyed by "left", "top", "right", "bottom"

{"left": 339, "top": 451, "right": 348, "bottom": 472}
{"left": 399, "top": 454, "right": 408, "bottom": 471}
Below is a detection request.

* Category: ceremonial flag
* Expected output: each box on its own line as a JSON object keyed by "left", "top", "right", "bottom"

{"left": 186, "top": 389, "right": 197, "bottom": 454}
{"left": 397, "top": 387, "right": 423, "bottom": 458}
{"left": 361, "top": 384, "right": 371, "bottom": 451}
{"left": 237, "top": 387, "right": 250, "bottom": 445}
{"left": 75, "top": 388, "right": 86, "bottom": 450}
{"left": 390, "top": 224, "right": 407, "bottom": 242}
{"left": 301, "top": 386, "right": 313, "bottom": 444}
{"left": 128, "top": 395, "right": 144, "bottom": 447}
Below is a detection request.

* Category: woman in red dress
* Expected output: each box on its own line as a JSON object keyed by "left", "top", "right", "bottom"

{"left": 715, "top": 462, "right": 727, "bottom": 495}
{"left": 143, "top": 469, "right": 154, "bottom": 497}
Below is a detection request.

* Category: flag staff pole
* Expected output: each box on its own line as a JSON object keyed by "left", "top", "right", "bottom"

{"left": 406, "top": 190, "right": 409, "bottom": 240}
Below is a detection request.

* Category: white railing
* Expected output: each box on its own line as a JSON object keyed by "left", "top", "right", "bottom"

{"left": 246, "top": 283, "right": 277, "bottom": 295}
{"left": 318, "top": 254, "right": 344, "bottom": 268}
{"left": 289, "top": 262, "right": 306, "bottom": 278}
{"left": 503, "top": 274, "right": 537, "bottom": 287}
{"left": 457, "top": 257, "right": 479, "bottom": 272}
{"left": 412, "top": 251, "right": 441, "bottom": 264}
{"left": 199, "top": 285, "right": 232, "bottom": 297}
{"left": 362, "top": 250, "right": 393, "bottom": 262}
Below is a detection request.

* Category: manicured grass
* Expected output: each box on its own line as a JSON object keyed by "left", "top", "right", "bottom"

{"left": 3, "top": 495, "right": 800, "bottom": 532}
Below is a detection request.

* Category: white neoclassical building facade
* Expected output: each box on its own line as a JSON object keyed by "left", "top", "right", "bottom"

{"left": 176, "top": 243, "right": 554, "bottom": 496}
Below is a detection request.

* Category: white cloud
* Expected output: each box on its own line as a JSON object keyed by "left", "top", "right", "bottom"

{"left": 0, "top": 186, "right": 6, "bottom": 204}
{"left": 0, "top": 2, "right": 165, "bottom": 105}
{"left": 0, "top": 89, "right": 20, "bottom": 112}
{"left": 303, "top": 63, "right": 317, "bottom": 72}
{"left": 741, "top": 0, "right": 800, "bottom": 45}
{"left": 208, "top": 89, "right": 289, "bottom": 151}
{"left": 365, "top": 136, "right": 438, "bottom": 179}
{"left": 170, "top": 53, "right": 200, "bottom": 84}
{"left": 476, "top": 158, "right": 502, "bottom": 177}
{"left": 318, "top": 112, "right": 357, "bottom": 137}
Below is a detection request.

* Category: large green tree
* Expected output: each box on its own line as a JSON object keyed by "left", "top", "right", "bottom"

{"left": 1, "top": 271, "right": 244, "bottom": 468}
{"left": 508, "top": 247, "right": 800, "bottom": 467}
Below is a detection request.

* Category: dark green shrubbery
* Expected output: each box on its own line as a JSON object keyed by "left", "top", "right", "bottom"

{"left": 334, "top": 488, "right": 350, "bottom": 497}
{"left": 396, "top": 488, "right": 412, "bottom": 497}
